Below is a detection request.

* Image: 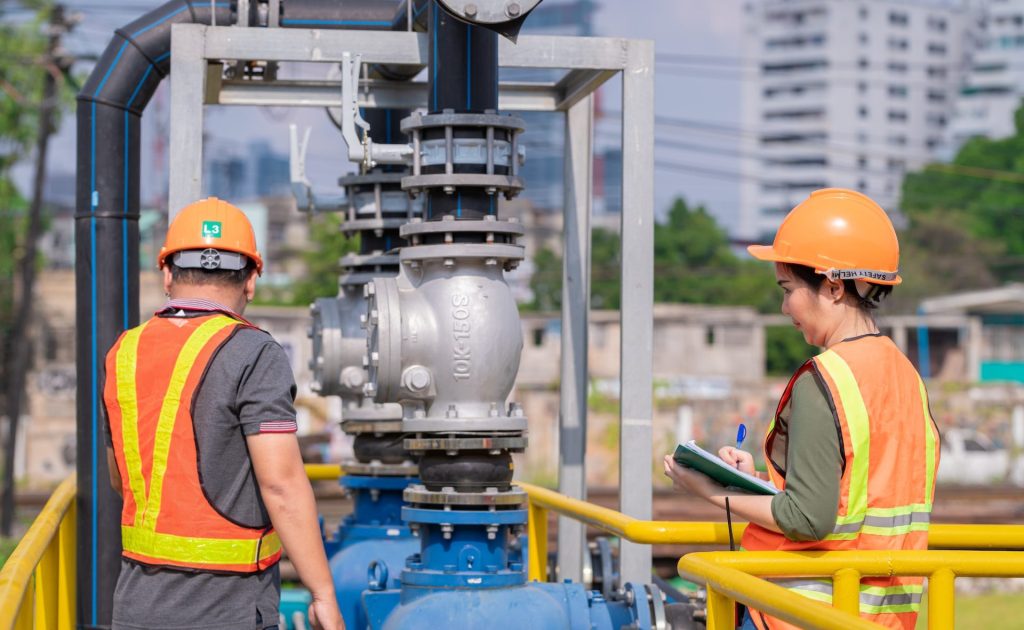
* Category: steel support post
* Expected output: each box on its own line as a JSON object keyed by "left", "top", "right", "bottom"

{"left": 168, "top": 25, "right": 208, "bottom": 217}
{"left": 618, "top": 40, "right": 655, "bottom": 585}
{"left": 557, "top": 94, "right": 593, "bottom": 583}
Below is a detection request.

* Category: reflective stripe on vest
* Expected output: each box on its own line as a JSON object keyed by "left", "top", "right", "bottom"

{"left": 773, "top": 579, "right": 924, "bottom": 615}
{"left": 815, "top": 349, "right": 936, "bottom": 541}
{"left": 115, "top": 315, "right": 281, "bottom": 569}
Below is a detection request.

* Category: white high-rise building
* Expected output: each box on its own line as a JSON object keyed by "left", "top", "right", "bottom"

{"left": 739, "top": 0, "right": 972, "bottom": 242}
{"left": 944, "top": 0, "right": 1024, "bottom": 157}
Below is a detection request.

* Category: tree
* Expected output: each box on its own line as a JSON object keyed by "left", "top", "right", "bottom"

{"left": 256, "top": 212, "right": 359, "bottom": 306}
{"left": 528, "top": 197, "right": 777, "bottom": 312}
{"left": 900, "top": 101, "right": 1024, "bottom": 287}
{"left": 0, "top": 1, "right": 73, "bottom": 535}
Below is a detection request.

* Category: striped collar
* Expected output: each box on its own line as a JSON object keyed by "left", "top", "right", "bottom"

{"left": 156, "top": 298, "right": 252, "bottom": 325}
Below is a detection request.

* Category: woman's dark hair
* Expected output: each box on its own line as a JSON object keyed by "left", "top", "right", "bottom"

{"left": 170, "top": 260, "right": 255, "bottom": 288}
{"left": 779, "top": 263, "right": 893, "bottom": 310}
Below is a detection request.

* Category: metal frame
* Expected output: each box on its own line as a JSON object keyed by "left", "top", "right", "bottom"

{"left": 168, "top": 24, "right": 654, "bottom": 583}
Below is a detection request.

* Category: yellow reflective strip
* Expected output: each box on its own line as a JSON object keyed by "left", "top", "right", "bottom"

{"left": 860, "top": 603, "right": 920, "bottom": 615}
{"left": 143, "top": 316, "right": 239, "bottom": 532}
{"left": 861, "top": 522, "right": 930, "bottom": 536}
{"left": 123, "top": 526, "right": 278, "bottom": 567}
{"left": 919, "top": 378, "right": 937, "bottom": 506}
{"left": 864, "top": 504, "right": 930, "bottom": 517}
{"left": 860, "top": 584, "right": 923, "bottom": 596}
{"left": 816, "top": 350, "right": 871, "bottom": 523}
{"left": 791, "top": 588, "right": 832, "bottom": 605}
{"left": 116, "top": 322, "right": 150, "bottom": 527}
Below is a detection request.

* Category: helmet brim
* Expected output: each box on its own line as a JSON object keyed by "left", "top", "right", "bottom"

{"left": 747, "top": 245, "right": 902, "bottom": 285}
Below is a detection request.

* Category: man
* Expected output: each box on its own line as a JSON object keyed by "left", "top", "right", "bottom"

{"left": 103, "top": 197, "right": 345, "bottom": 630}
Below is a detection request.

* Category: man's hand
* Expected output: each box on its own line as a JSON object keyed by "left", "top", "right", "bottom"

{"left": 307, "top": 593, "right": 345, "bottom": 630}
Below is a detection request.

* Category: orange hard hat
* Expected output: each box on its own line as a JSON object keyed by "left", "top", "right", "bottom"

{"left": 159, "top": 197, "right": 263, "bottom": 275}
{"left": 747, "top": 188, "right": 901, "bottom": 285}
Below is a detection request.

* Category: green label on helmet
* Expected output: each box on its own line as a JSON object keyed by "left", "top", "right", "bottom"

{"left": 202, "top": 221, "right": 222, "bottom": 238}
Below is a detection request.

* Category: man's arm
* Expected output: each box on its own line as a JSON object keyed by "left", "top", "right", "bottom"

{"left": 106, "top": 447, "right": 123, "bottom": 498}
{"left": 247, "top": 432, "right": 344, "bottom": 630}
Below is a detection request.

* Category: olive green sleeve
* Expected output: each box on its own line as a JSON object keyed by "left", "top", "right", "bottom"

{"left": 770, "top": 371, "right": 843, "bottom": 542}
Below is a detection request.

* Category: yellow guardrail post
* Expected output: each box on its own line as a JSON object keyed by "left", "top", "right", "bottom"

{"left": 527, "top": 498, "right": 548, "bottom": 582}
{"left": 832, "top": 567, "right": 861, "bottom": 617}
{"left": 0, "top": 474, "right": 77, "bottom": 629}
{"left": 928, "top": 567, "right": 955, "bottom": 630}
{"left": 33, "top": 526, "right": 59, "bottom": 629}
{"left": 704, "top": 585, "right": 734, "bottom": 630}
{"left": 57, "top": 500, "right": 76, "bottom": 630}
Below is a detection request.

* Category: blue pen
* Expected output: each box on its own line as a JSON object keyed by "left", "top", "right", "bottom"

{"left": 734, "top": 424, "right": 747, "bottom": 469}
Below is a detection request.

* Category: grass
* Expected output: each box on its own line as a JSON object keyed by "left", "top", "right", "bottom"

{"left": 917, "top": 590, "right": 1024, "bottom": 629}
{"left": 0, "top": 537, "right": 19, "bottom": 570}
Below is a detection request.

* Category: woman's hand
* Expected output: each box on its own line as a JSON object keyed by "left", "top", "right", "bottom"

{"left": 662, "top": 455, "right": 720, "bottom": 500}
{"left": 718, "top": 447, "right": 756, "bottom": 475}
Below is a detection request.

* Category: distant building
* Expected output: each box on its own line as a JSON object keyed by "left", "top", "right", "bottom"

{"left": 943, "top": 0, "right": 1024, "bottom": 157}
{"left": 506, "top": 0, "right": 610, "bottom": 215}
{"left": 205, "top": 140, "right": 291, "bottom": 202}
{"left": 739, "top": 0, "right": 973, "bottom": 241}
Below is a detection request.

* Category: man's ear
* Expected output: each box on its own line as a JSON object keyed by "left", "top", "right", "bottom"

{"left": 162, "top": 265, "right": 173, "bottom": 295}
{"left": 245, "top": 268, "right": 258, "bottom": 302}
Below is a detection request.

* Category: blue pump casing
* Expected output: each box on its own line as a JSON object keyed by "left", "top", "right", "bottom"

{"left": 326, "top": 475, "right": 420, "bottom": 629}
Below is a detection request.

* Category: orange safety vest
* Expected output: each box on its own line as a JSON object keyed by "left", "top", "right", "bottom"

{"left": 104, "top": 313, "right": 282, "bottom": 574}
{"left": 742, "top": 336, "right": 940, "bottom": 630}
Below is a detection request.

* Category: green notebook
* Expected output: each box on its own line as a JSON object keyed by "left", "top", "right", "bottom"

{"left": 673, "top": 440, "right": 779, "bottom": 495}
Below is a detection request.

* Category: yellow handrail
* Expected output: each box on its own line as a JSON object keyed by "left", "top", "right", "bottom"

{"left": 678, "top": 554, "right": 881, "bottom": 630}
{"left": 679, "top": 550, "right": 1024, "bottom": 630}
{"left": 0, "top": 474, "right": 77, "bottom": 630}
{"left": 305, "top": 463, "right": 345, "bottom": 481}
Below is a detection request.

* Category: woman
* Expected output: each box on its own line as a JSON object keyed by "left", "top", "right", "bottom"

{"left": 663, "top": 188, "right": 940, "bottom": 630}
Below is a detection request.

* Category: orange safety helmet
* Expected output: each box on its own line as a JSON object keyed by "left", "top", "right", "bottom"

{"left": 748, "top": 188, "right": 901, "bottom": 285}
{"left": 158, "top": 197, "right": 264, "bottom": 275}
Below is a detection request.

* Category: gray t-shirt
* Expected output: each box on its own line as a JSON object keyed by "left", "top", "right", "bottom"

{"left": 108, "top": 316, "right": 297, "bottom": 630}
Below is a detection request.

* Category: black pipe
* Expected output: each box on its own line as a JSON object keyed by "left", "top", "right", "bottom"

{"left": 424, "top": 1, "right": 500, "bottom": 222}
{"left": 77, "top": 2, "right": 420, "bottom": 624}
{"left": 77, "top": 2, "right": 232, "bottom": 624}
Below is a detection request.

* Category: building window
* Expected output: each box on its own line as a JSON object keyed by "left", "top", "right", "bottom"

{"left": 886, "top": 158, "right": 906, "bottom": 171}
{"left": 927, "top": 89, "right": 946, "bottom": 103}
{"left": 859, "top": 32, "right": 869, "bottom": 44}
{"left": 860, "top": 6, "right": 869, "bottom": 20}
{"left": 888, "top": 134, "right": 908, "bottom": 146}
{"left": 859, "top": 179, "right": 869, "bottom": 190}
{"left": 927, "top": 112, "right": 947, "bottom": 126}
{"left": 888, "top": 61, "right": 908, "bottom": 73}
{"left": 889, "top": 11, "right": 909, "bottom": 26}
{"left": 928, "top": 42, "right": 947, "bottom": 56}
{"left": 858, "top": 155, "right": 868, "bottom": 169}
{"left": 928, "top": 16, "right": 947, "bottom": 32}
{"left": 926, "top": 137, "right": 942, "bottom": 150}
{"left": 888, "top": 85, "right": 908, "bottom": 98}
{"left": 888, "top": 109, "right": 908, "bottom": 122}
{"left": 859, "top": 106, "right": 869, "bottom": 118}
{"left": 858, "top": 81, "right": 868, "bottom": 94}
{"left": 888, "top": 37, "right": 909, "bottom": 51}
{"left": 858, "top": 57, "right": 870, "bottom": 69}
{"left": 927, "top": 66, "right": 948, "bottom": 79}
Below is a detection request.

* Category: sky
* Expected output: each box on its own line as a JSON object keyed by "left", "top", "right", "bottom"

{"left": 10, "top": 0, "right": 747, "bottom": 228}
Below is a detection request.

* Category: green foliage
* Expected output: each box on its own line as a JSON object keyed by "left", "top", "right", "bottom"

{"left": 528, "top": 197, "right": 778, "bottom": 313}
{"left": 900, "top": 101, "right": 1024, "bottom": 290}
{"left": 0, "top": 536, "right": 18, "bottom": 569}
{"left": 257, "top": 213, "right": 359, "bottom": 306}
{"left": 765, "top": 326, "right": 815, "bottom": 376}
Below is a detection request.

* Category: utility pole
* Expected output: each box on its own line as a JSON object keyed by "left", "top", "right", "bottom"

{"left": 1, "top": 3, "right": 72, "bottom": 536}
